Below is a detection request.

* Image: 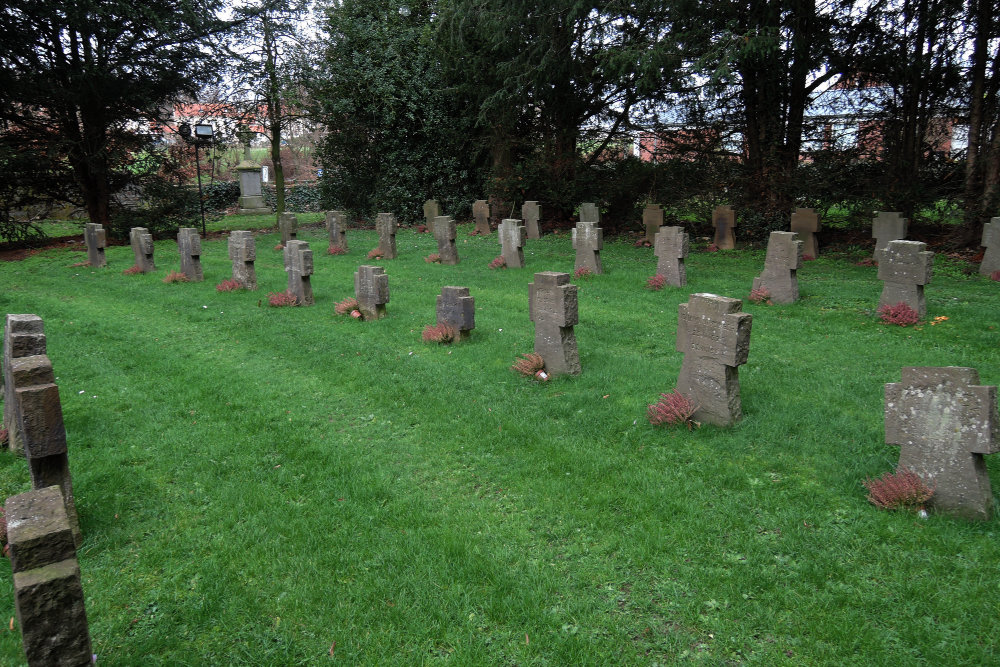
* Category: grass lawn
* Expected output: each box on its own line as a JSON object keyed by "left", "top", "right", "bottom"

{"left": 0, "top": 222, "right": 998, "bottom": 665}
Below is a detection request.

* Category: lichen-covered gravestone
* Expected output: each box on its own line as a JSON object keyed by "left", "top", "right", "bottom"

{"left": 83, "top": 223, "right": 106, "bottom": 268}
{"left": 423, "top": 200, "right": 440, "bottom": 231}
{"left": 752, "top": 231, "right": 803, "bottom": 303}
{"left": 643, "top": 204, "right": 663, "bottom": 244}
{"left": 572, "top": 221, "right": 603, "bottom": 274}
{"left": 375, "top": 213, "right": 398, "bottom": 259}
{"left": 872, "top": 211, "right": 908, "bottom": 255}
{"left": 790, "top": 207, "right": 821, "bottom": 258}
{"left": 355, "top": 265, "right": 389, "bottom": 320}
{"left": 529, "top": 272, "right": 581, "bottom": 376}
{"left": 712, "top": 206, "right": 736, "bottom": 249}
{"left": 3, "top": 314, "right": 47, "bottom": 456}
{"left": 283, "top": 240, "right": 314, "bottom": 306}
{"left": 654, "top": 226, "right": 689, "bottom": 287}
{"left": 675, "top": 293, "right": 753, "bottom": 426}
{"left": 129, "top": 227, "right": 154, "bottom": 272}
{"left": 177, "top": 228, "right": 204, "bottom": 282}
{"left": 579, "top": 202, "right": 601, "bottom": 223}
{"left": 877, "top": 239, "right": 933, "bottom": 317}
{"left": 522, "top": 201, "right": 541, "bottom": 240}
{"left": 885, "top": 366, "right": 999, "bottom": 520}
{"left": 433, "top": 216, "right": 459, "bottom": 264}
{"left": 980, "top": 217, "right": 999, "bottom": 276}
{"left": 228, "top": 231, "right": 257, "bottom": 290}
{"left": 278, "top": 213, "right": 298, "bottom": 247}
{"left": 498, "top": 218, "right": 526, "bottom": 268}
{"left": 472, "top": 200, "right": 491, "bottom": 235}
{"left": 6, "top": 485, "right": 93, "bottom": 667}
{"left": 325, "top": 210, "right": 348, "bottom": 250}
{"left": 436, "top": 286, "right": 475, "bottom": 340}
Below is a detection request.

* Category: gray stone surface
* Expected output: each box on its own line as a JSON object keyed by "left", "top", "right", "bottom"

{"left": 423, "top": 200, "right": 440, "bottom": 230}
{"left": 529, "top": 272, "right": 580, "bottom": 376}
{"left": 236, "top": 165, "right": 270, "bottom": 214}
{"left": 83, "top": 223, "right": 106, "bottom": 268}
{"left": 790, "top": 208, "right": 821, "bottom": 258}
{"left": 472, "top": 200, "right": 490, "bottom": 235}
{"left": 572, "top": 221, "right": 603, "bottom": 274}
{"left": 643, "top": 204, "right": 663, "bottom": 244}
{"left": 885, "top": 366, "right": 999, "bottom": 520}
{"left": 432, "top": 216, "right": 459, "bottom": 264}
{"left": 129, "top": 227, "right": 154, "bottom": 273}
{"left": 498, "top": 218, "right": 526, "bottom": 269}
{"left": 375, "top": 213, "right": 398, "bottom": 259}
{"left": 980, "top": 217, "right": 999, "bottom": 276}
{"left": 752, "top": 231, "right": 803, "bottom": 303}
{"left": 712, "top": 206, "right": 736, "bottom": 249}
{"left": 654, "top": 226, "right": 689, "bottom": 287}
{"left": 283, "top": 240, "right": 314, "bottom": 306}
{"left": 278, "top": 213, "right": 298, "bottom": 246}
{"left": 3, "top": 314, "right": 46, "bottom": 456}
{"left": 354, "top": 265, "right": 389, "bottom": 320}
{"left": 228, "top": 231, "right": 257, "bottom": 290}
{"left": 6, "top": 486, "right": 76, "bottom": 574}
{"left": 177, "top": 228, "right": 203, "bottom": 282}
{"left": 522, "top": 201, "right": 541, "bottom": 239}
{"left": 877, "top": 240, "right": 933, "bottom": 317}
{"left": 579, "top": 202, "right": 601, "bottom": 223}
{"left": 676, "top": 293, "right": 753, "bottom": 426}
{"left": 436, "top": 286, "right": 475, "bottom": 340}
{"left": 325, "top": 211, "right": 348, "bottom": 250}
{"left": 872, "top": 211, "right": 908, "bottom": 254}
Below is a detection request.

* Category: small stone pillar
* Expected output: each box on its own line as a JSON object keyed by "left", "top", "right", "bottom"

{"left": 375, "top": 213, "right": 398, "bottom": 259}
{"left": 472, "top": 200, "right": 490, "bottom": 235}
{"left": 752, "top": 231, "right": 803, "bottom": 303}
{"left": 83, "top": 223, "right": 106, "bottom": 268}
{"left": 522, "top": 201, "right": 541, "bottom": 239}
{"left": 572, "top": 221, "right": 603, "bottom": 274}
{"left": 283, "top": 240, "right": 314, "bottom": 306}
{"left": 643, "top": 204, "right": 663, "bottom": 244}
{"left": 129, "top": 227, "right": 154, "bottom": 272}
{"left": 432, "top": 216, "right": 459, "bottom": 264}
{"left": 436, "top": 286, "right": 475, "bottom": 341}
{"left": 790, "top": 207, "right": 821, "bottom": 258}
{"left": 177, "top": 228, "right": 203, "bottom": 282}
{"left": 579, "top": 202, "right": 600, "bottom": 223}
{"left": 236, "top": 162, "right": 271, "bottom": 215}
{"left": 228, "top": 231, "right": 257, "bottom": 290}
{"left": 872, "top": 211, "right": 908, "bottom": 255}
{"left": 877, "top": 239, "right": 933, "bottom": 317}
{"left": 712, "top": 206, "right": 736, "bottom": 249}
{"left": 3, "top": 314, "right": 47, "bottom": 455}
{"left": 654, "top": 226, "right": 689, "bottom": 287}
{"left": 529, "top": 272, "right": 581, "bottom": 376}
{"left": 278, "top": 213, "right": 298, "bottom": 247}
{"left": 498, "top": 218, "right": 526, "bottom": 268}
{"left": 979, "top": 217, "right": 999, "bottom": 276}
{"left": 325, "top": 211, "right": 348, "bottom": 250}
{"left": 355, "top": 265, "right": 390, "bottom": 320}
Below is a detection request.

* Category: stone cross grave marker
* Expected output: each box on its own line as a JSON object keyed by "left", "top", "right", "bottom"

{"left": 432, "top": 216, "right": 459, "bottom": 264}
{"left": 6, "top": 485, "right": 93, "bottom": 666}
{"left": 522, "top": 201, "right": 541, "bottom": 239}
{"left": 375, "top": 213, "right": 398, "bottom": 259}
{"left": 129, "top": 227, "right": 154, "bottom": 272}
{"left": 278, "top": 213, "right": 298, "bottom": 247}
{"left": 885, "top": 366, "right": 999, "bottom": 520}
{"left": 83, "top": 223, "right": 106, "bottom": 267}
{"left": 283, "top": 240, "right": 314, "bottom": 305}
{"left": 579, "top": 202, "right": 601, "bottom": 223}
{"left": 3, "top": 314, "right": 46, "bottom": 456}
{"left": 177, "top": 227, "right": 204, "bottom": 282}
{"left": 980, "top": 217, "right": 999, "bottom": 276}
{"left": 572, "top": 221, "right": 603, "bottom": 274}
{"left": 325, "top": 210, "right": 348, "bottom": 250}
{"left": 228, "top": 231, "right": 257, "bottom": 290}
{"left": 676, "top": 293, "right": 753, "bottom": 426}
{"left": 472, "top": 200, "right": 490, "bottom": 235}
{"left": 790, "top": 207, "right": 821, "bottom": 258}
{"left": 236, "top": 163, "right": 269, "bottom": 214}
{"left": 877, "top": 239, "right": 933, "bottom": 317}
{"left": 498, "top": 218, "right": 526, "bottom": 268}
{"left": 436, "top": 286, "right": 475, "bottom": 340}
{"left": 529, "top": 272, "right": 581, "bottom": 376}
{"left": 355, "top": 265, "right": 390, "bottom": 320}
{"left": 654, "top": 226, "right": 689, "bottom": 287}
{"left": 643, "top": 204, "right": 663, "bottom": 244}
{"left": 712, "top": 206, "right": 736, "bottom": 249}
{"left": 752, "top": 231, "right": 803, "bottom": 303}
{"left": 872, "top": 211, "right": 908, "bottom": 254}
{"left": 423, "top": 200, "right": 440, "bottom": 231}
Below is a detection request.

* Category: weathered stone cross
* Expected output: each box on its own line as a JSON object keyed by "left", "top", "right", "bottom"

{"left": 498, "top": 218, "right": 526, "bottom": 268}
{"left": 283, "top": 240, "right": 314, "bottom": 305}
{"left": 433, "top": 215, "right": 459, "bottom": 264}
{"left": 877, "top": 239, "right": 933, "bottom": 317}
{"left": 355, "top": 265, "right": 390, "bottom": 320}
{"left": 129, "top": 227, "right": 155, "bottom": 272}
{"left": 522, "top": 201, "right": 541, "bottom": 239}
{"left": 177, "top": 227, "right": 203, "bottom": 282}
{"left": 529, "top": 272, "right": 581, "bottom": 375}
{"left": 326, "top": 210, "right": 348, "bottom": 249}
{"left": 572, "top": 221, "right": 603, "bottom": 274}
{"left": 654, "top": 226, "right": 689, "bottom": 286}
{"left": 436, "top": 286, "right": 475, "bottom": 340}
{"left": 375, "top": 213, "right": 398, "bottom": 259}
{"left": 228, "top": 231, "right": 257, "bottom": 290}
{"left": 83, "top": 222, "right": 107, "bottom": 267}
{"left": 752, "top": 231, "right": 802, "bottom": 303}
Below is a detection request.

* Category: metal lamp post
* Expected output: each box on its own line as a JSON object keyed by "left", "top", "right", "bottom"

{"left": 178, "top": 121, "right": 215, "bottom": 236}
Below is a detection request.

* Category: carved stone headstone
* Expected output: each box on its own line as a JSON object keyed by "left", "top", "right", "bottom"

{"left": 885, "top": 366, "right": 999, "bottom": 520}
{"left": 129, "top": 227, "right": 154, "bottom": 273}
{"left": 979, "top": 217, "right": 999, "bottom": 276}
{"left": 790, "top": 207, "right": 821, "bottom": 258}
{"left": 579, "top": 202, "right": 600, "bottom": 223}
{"left": 712, "top": 206, "right": 736, "bottom": 249}
{"left": 498, "top": 218, "right": 526, "bottom": 268}
{"left": 83, "top": 223, "right": 106, "bottom": 268}
{"left": 432, "top": 216, "right": 459, "bottom": 264}
{"left": 529, "top": 272, "right": 580, "bottom": 376}
{"left": 278, "top": 213, "right": 298, "bottom": 247}
{"left": 872, "top": 211, "right": 908, "bottom": 255}
{"left": 283, "top": 240, "right": 314, "bottom": 306}
{"left": 177, "top": 228, "right": 203, "bottom": 282}
{"left": 354, "top": 265, "right": 389, "bottom": 320}
{"left": 522, "top": 201, "right": 541, "bottom": 240}
{"left": 325, "top": 210, "right": 348, "bottom": 250}
{"left": 3, "top": 314, "right": 46, "bottom": 456}
{"left": 675, "top": 293, "right": 753, "bottom": 426}
{"left": 877, "top": 239, "right": 933, "bottom": 317}
{"left": 643, "top": 204, "right": 663, "bottom": 244}
{"left": 572, "top": 221, "right": 603, "bottom": 274}
{"left": 236, "top": 163, "right": 270, "bottom": 214}
{"left": 436, "top": 286, "right": 475, "bottom": 340}
{"left": 752, "top": 231, "right": 803, "bottom": 303}
{"left": 375, "top": 213, "right": 398, "bottom": 259}
{"left": 472, "top": 200, "right": 490, "bottom": 235}
{"left": 654, "top": 226, "right": 689, "bottom": 287}
{"left": 228, "top": 231, "right": 257, "bottom": 290}
{"left": 6, "top": 485, "right": 92, "bottom": 666}
{"left": 423, "top": 200, "right": 440, "bottom": 231}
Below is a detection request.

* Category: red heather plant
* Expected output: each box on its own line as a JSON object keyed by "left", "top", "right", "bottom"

{"left": 334, "top": 296, "right": 361, "bottom": 317}
{"left": 864, "top": 466, "right": 935, "bottom": 511}
{"left": 267, "top": 291, "right": 299, "bottom": 307}
{"left": 274, "top": 243, "right": 284, "bottom": 251}
{"left": 488, "top": 255, "right": 506, "bottom": 270}
{"left": 421, "top": 323, "right": 458, "bottom": 344}
{"left": 856, "top": 257, "right": 877, "bottom": 267}
{"left": 511, "top": 352, "right": 545, "bottom": 378}
{"left": 327, "top": 244, "right": 348, "bottom": 256}
{"left": 802, "top": 254, "right": 816, "bottom": 261}
{"left": 69, "top": 261, "right": 90, "bottom": 268}
{"left": 647, "top": 390, "right": 698, "bottom": 429}
{"left": 122, "top": 265, "right": 143, "bottom": 276}
{"left": 425, "top": 253, "right": 441, "bottom": 264}
{"left": 634, "top": 239, "right": 652, "bottom": 248}
{"left": 0, "top": 505, "right": 7, "bottom": 558}
{"left": 646, "top": 274, "right": 666, "bottom": 291}
{"left": 216, "top": 279, "right": 243, "bottom": 292}
{"left": 573, "top": 266, "right": 593, "bottom": 280}
{"left": 468, "top": 229, "right": 485, "bottom": 236}
{"left": 705, "top": 243, "right": 719, "bottom": 252}
{"left": 991, "top": 270, "right": 1000, "bottom": 282}
{"left": 162, "top": 270, "right": 190, "bottom": 284}
{"left": 877, "top": 301, "right": 920, "bottom": 326}
{"left": 748, "top": 286, "right": 771, "bottom": 304}
{"left": 0, "top": 427, "right": 7, "bottom": 447}
{"left": 367, "top": 247, "right": 384, "bottom": 260}
{"left": 415, "top": 224, "right": 429, "bottom": 233}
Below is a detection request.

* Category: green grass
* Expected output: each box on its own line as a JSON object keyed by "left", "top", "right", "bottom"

{"left": 0, "top": 225, "right": 998, "bottom": 665}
